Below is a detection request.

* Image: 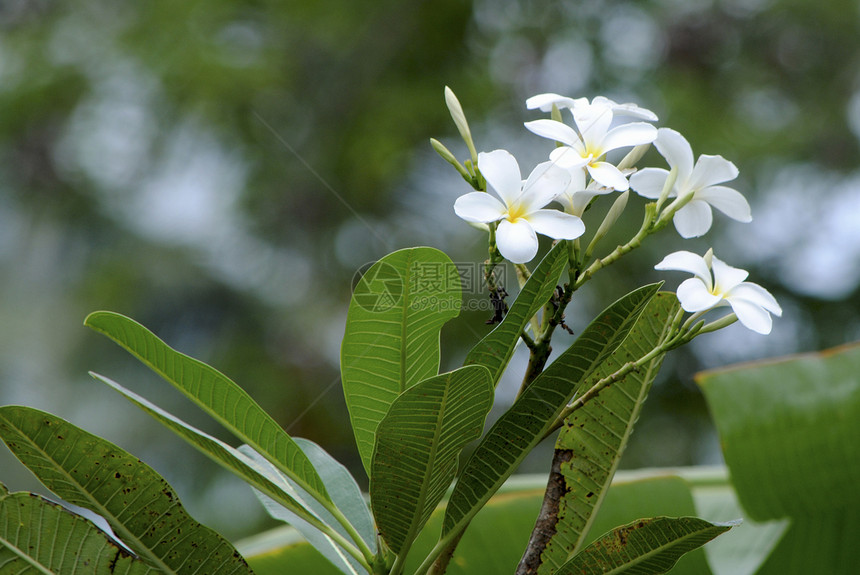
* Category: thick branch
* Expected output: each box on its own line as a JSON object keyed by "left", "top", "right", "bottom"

{"left": 515, "top": 449, "right": 574, "bottom": 575}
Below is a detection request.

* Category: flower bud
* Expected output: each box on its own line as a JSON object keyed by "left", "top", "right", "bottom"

{"left": 444, "top": 86, "right": 478, "bottom": 164}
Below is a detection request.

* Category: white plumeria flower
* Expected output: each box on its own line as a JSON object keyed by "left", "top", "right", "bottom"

{"left": 524, "top": 101, "right": 657, "bottom": 191}
{"left": 526, "top": 93, "right": 658, "bottom": 122}
{"left": 630, "top": 128, "right": 752, "bottom": 238}
{"left": 554, "top": 167, "right": 612, "bottom": 216}
{"left": 454, "top": 149, "right": 585, "bottom": 263}
{"left": 656, "top": 249, "right": 782, "bottom": 334}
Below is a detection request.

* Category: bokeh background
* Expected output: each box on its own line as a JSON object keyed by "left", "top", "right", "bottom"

{"left": 2, "top": 0, "right": 859, "bottom": 541}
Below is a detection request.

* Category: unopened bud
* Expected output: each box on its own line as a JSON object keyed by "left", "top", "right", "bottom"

{"left": 444, "top": 86, "right": 478, "bottom": 164}
{"left": 617, "top": 143, "right": 651, "bottom": 171}
{"left": 586, "top": 191, "right": 629, "bottom": 257}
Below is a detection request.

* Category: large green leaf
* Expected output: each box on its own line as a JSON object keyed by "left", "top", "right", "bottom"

{"left": 0, "top": 482, "right": 153, "bottom": 575}
{"left": 555, "top": 516, "right": 735, "bottom": 575}
{"left": 84, "top": 311, "right": 330, "bottom": 507}
{"left": 465, "top": 242, "right": 567, "bottom": 386}
{"left": 239, "top": 442, "right": 371, "bottom": 575}
{"left": 370, "top": 365, "right": 493, "bottom": 555}
{"left": 341, "top": 247, "right": 461, "bottom": 474}
{"left": 441, "top": 283, "right": 661, "bottom": 540}
{"left": 697, "top": 341, "right": 860, "bottom": 572}
{"left": 294, "top": 438, "right": 376, "bottom": 555}
{"left": 0, "top": 406, "right": 253, "bottom": 574}
{"left": 527, "top": 292, "right": 679, "bottom": 573}
{"left": 88, "top": 374, "right": 342, "bottom": 546}
{"left": 697, "top": 342, "right": 860, "bottom": 519}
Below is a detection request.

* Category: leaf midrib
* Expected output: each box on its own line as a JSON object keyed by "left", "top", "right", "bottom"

{"left": 398, "top": 377, "right": 451, "bottom": 553}
{"left": 0, "top": 533, "right": 55, "bottom": 575}
{"left": 597, "top": 524, "right": 722, "bottom": 575}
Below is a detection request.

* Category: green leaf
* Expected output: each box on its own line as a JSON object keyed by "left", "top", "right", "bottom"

{"left": 84, "top": 310, "right": 330, "bottom": 507}
{"left": 697, "top": 341, "right": 860, "bottom": 572}
{"left": 88, "top": 373, "right": 329, "bottom": 534}
{"left": 242, "top": 477, "right": 550, "bottom": 575}
{"left": 371, "top": 365, "right": 493, "bottom": 555}
{"left": 239, "top": 444, "right": 369, "bottom": 575}
{"left": 555, "top": 516, "right": 735, "bottom": 575}
{"left": 465, "top": 241, "right": 567, "bottom": 387}
{"left": 696, "top": 342, "right": 860, "bottom": 520}
{"left": 295, "top": 438, "right": 376, "bottom": 555}
{"left": 341, "top": 247, "right": 461, "bottom": 474}
{"left": 584, "top": 473, "right": 712, "bottom": 575}
{"left": 0, "top": 406, "right": 253, "bottom": 574}
{"left": 530, "top": 292, "right": 680, "bottom": 573}
{"left": 0, "top": 484, "right": 153, "bottom": 575}
{"left": 442, "top": 283, "right": 661, "bottom": 539}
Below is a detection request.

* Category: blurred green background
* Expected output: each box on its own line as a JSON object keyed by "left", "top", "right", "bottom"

{"left": 2, "top": 0, "right": 859, "bottom": 541}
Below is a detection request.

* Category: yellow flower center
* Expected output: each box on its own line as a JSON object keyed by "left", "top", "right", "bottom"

{"left": 506, "top": 202, "right": 526, "bottom": 223}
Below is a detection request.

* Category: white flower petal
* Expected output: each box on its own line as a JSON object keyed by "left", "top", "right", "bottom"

{"left": 564, "top": 190, "right": 602, "bottom": 216}
{"left": 673, "top": 200, "right": 714, "bottom": 238}
{"left": 525, "top": 209, "right": 585, "bottom": 240}
{"left": 564, "top": 167, "right": 588, "bottom": 194}
{"left": 496, "top": 219, "right": 539, "bottom": 263}
{"left": 629, "top": 167, "right": 671, "bottom": 199}
{"left": 677, "top": 278, "right": 723, "bottom": 312}
{"left": 587, "top": 162, "right": 629, "bottom": 191}
{"left": 524, "top": 119, "right": 581, "bottom": 147}
{"left": 688, "top": 154, "right": 739, "bottom": 190}
{"left": 573, "top": 104, "right": 613, "bottom": 145}
{"left": 728, "top": 283, "right": 782, "bottom": 316}
{"left": 593, "top": 96, "right": 659, "bottom": 121}
{"left": 549, "top": 146, "right": 589, "bottom": 169}
{"left": 601, "top": 122, "right": 658, "bottom": 154}
{"left": 695, "top": 186, "right": 752, "bottom": 222}
{"left": 653, "top": 128, "right": 694, "bottom": 181}
{"left": 520, "top": 162, "right": 571, "bottom": 212}
{"left": 711, "top": 256, "right": 749, "bottom": 292}
{"left": 655, "top": 251, "right": 712, "bottom": 285}
{"left": 727, "top": 297, "right": 774, "bottom": 334}
{"left": 478, "top": 150, "right": 523, "bottom": 206}
{"left": 454, "top": 192, "right": 507, "bottom": 223}
{"left": 526, "top": 93, "right": 580, "bottom": 111}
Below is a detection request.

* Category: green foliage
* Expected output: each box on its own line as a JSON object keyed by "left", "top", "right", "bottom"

{"left": 534, "top": 293, "right": 680, "bottom": 572}
{"left": 88, "top": 373, "right": 326, "bottom": 534}
{"left": 697, "top": 342, "right": 860, "bottom": 572}
{"left": 239, "top": 439, "right": 374, "bottom": 575}
{"left": 0, "top": 406, "right": 253, "bottom": 574}
{"left": 84, "top": 311, "right": 330, "bottom": 507}
{"left": 555, "top": 516, "right": 734, "bottom": 575}
{"left": 0, "top": 482, "right": 153, "bottom": 574}
{"left": 341, "top": 247, "right": 462, "bottom": 475}
{"left": 371, "top": 365, "right": 493, "bottom": 555}
{"left": 442, "top": 283, "right": 661, "bottom": 539}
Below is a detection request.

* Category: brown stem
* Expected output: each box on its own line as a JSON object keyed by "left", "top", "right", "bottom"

{"left": 515, "top": 448, "right": 573, "bottom": 575}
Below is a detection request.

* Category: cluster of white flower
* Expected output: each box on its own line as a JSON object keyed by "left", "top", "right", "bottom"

{"left": 450, "top": 91, "right": 781, "bottom": 334}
